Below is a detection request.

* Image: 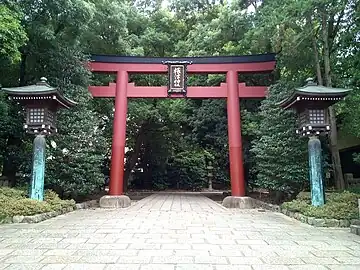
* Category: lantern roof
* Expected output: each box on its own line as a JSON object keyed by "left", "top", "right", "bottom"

{"left": 1, "top": 77, "right": 77, "bottom": 109}
{"left": 279, "top": 78, "right": 350, "bottom": 109}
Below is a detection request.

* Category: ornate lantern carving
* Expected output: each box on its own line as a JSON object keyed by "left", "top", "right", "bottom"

{"left": 2, "top": 77, "right": 76, "bottom": 135}
{"left": 279, "top": 78, "right": 349, "bottom": 136}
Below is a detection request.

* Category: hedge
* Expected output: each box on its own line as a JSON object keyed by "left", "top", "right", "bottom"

{"left": 0, "top": 187, "right": 75, "bottom": 221}
{"left": 282, "top": 191, "right": 360, "bottom": 220}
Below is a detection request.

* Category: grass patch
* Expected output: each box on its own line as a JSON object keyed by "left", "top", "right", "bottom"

{"left": 282, "top": 191, "right": 360, "bottom": 220}
{"left": 0, "top": 187, "right": 75, "bottom": 221}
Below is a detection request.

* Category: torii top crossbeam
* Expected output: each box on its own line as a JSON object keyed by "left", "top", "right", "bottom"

{"left": 88, "top": 53, "right": 276, "bottom": 99}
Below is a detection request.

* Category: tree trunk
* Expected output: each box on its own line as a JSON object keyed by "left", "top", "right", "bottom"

{"left": 19, "top": 52, "right": 27, "bottom": 86}
{"left": 322, "top": 13, "right": 345, "bottom": 190}
{"left": 1, "top": 137, "right": 21, "bottom": 187}
{"left": 142, "top": 142, "right": 152, "bottom": 190}
{"left": 312, "top": 33, "right": 323, "bottom": 85}
{"left": 123, "top": 169, "right": 131, "bottom": 192}
{"left": 308, "top": 14, "right": 323, "bottom": 85}
{"left": 123, "top": 125, "right": 146, "bottom": 192}
{"left": 328, "top": 107, "right": 344, "bottom": 189}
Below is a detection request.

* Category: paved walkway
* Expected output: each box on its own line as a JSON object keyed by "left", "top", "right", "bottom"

{"left": 0, "top": 194, "right": 360, "bottom": 270}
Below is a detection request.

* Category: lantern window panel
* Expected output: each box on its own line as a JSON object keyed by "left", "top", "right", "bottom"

{"left": 309, "top": 109, "right": 326, "bottom": 124}
{"left": 29, "top": 108, "right": 45, "bottom": 123}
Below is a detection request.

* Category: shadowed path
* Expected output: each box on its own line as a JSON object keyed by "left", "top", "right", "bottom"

{"left": 0, "top": 194, "right": 360, "bottom": 269}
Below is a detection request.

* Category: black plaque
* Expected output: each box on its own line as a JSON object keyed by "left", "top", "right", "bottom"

{"left": 163, "top": 61, "right": 192, "bottom": 96}
{"left": 170, "top": 65, "right": 185, "bottom": 93}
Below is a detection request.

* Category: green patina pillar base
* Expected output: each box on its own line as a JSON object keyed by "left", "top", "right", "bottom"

{"left": 30, "top": 135, "right": 46, "bottom": 201}
{"left": 308, "top": 136, "right": 325, "bottom": 207}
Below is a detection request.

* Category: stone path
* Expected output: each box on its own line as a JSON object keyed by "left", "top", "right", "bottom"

{"left": 0, "top": 193, "right": 360, "bottom": 269}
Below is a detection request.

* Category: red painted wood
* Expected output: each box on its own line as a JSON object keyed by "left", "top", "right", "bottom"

{"left": 89, "top": 83, "right": 268, "bottom": 98}
{"left": 89, "top": 84, "right": 116, "bottom": 97}
{"left": 90, "top": 58, "right": 274, "bottom": 198}
{"left": 227, "top": 70, "right": 245, "bottom": 197}
{"left": 238, "top": 83, "right": 267, "bottom": 98}
{"left": 187, "top": 84, "right": 226, "bottom": 98}
{"left": 128, "top": 83, "right": 167, "bottom": 97}
{"left": 89, "top": 61, "right": 276, "bottom": 73}
{"left": 109, "top": 71, "right": 128, "bottom": 196}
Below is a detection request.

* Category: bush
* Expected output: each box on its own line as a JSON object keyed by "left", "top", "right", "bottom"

{"left": 347, "top": 186, "right": 360, "bottom": 194}
{"left": 251, "top": 83, "right": 308, "bottom": 198}
{"left": 295, "top": 192, "right": 311, "bottom": 202}
{"left": 282, "top": 191, "right": 360, "bottom": 220}
{"left": 0, "top": 187, "right": 26, "bottom": 199}
{"left": 304, "top": 202, "right": 358, "bottom": 220}
{"left": 0, "top": 187, "right": 75, "bottom": 220}
{"left": 282, "top": 199, "right": 309, "bottom": 213}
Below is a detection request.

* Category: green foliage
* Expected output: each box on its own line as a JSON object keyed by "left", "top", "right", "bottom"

{"left": 0, "top": 187, "right": 75, "bottom": 220}
{"left": 347, "top": 186, "right": 360, "bottom": 195}
{"left": 0, "top": 186, "right": 25, "bottom": 199}
{"left": 45, "top": 83, "right": 107, "bottom": 198}
{"left": 282, "top": 191, "right": 360, "bottom": 220}
{"left": 170, "top": 149, "right": 210, "bottom": 190}
{"left": 251, "top": 82, "right": 308, "bottom": 196}
{"left": 0, "top": 5, "right": 27, "bottom": 62}
{"left": 0, "top": 0, "right": 108, "bottom": 197}
{"left": 1, "top": 0, "right": 359, "bottom": 197}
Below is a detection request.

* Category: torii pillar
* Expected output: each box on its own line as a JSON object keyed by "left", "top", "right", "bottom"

{"left": 99, "top": 70, "right": 131, "bottom": 208}
{"left": 226, "top": 70, "right": 245, "bottom": 197}
{"left": 222, "top": 70, "right": 253, "bottom": 208}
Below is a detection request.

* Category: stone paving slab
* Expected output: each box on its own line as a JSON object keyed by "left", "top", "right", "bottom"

{"left": 0, "top": 193, "right": 360, "bottom": 269}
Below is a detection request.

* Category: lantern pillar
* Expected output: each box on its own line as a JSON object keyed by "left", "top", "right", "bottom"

{"left": 100, "top": 70, "right": 131, "bottom": 208}
{"left": 308, "top": 136, "right": 325, "bottom": 206}
{"left": 30, "top": 135, "right": 46, "bottom": 201}
{"left": 1, "top": 77, "right": 77, "bottom": 202}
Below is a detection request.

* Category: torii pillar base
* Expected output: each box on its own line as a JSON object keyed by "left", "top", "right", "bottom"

{"left": 222, "top": 196, "right": 256, "bottom": 209}
{"left": 99, "top": 195, "right": 131, "bottom": 208}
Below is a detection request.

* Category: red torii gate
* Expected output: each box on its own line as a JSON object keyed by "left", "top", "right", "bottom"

{"left": 88, "top": 54, "right": 276, "bottom": 207}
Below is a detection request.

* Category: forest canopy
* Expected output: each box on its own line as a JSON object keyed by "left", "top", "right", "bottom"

{"left": 0, "top": 0, "right": 359, "bottom": 201}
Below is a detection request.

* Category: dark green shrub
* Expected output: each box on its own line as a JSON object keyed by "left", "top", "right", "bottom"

{"left": 346, "top": 186, "right": 360, "bottom": 195}
{"left": 282, "top": 199, "right": 309, "bottom": 212}
{"left": 251, "top": 83, "right": 308, "bottom": 198}
{"left": 0, "top": 187, "right": 25, "bottom": 199}
{"left": 0, "top": 187, "right": 75, "bottom": 221}
{"left": 303, "top": 202, "right": 358, "bottom": 220}
{"left": 282, "top": 191, "right": 360, "bottom": 220}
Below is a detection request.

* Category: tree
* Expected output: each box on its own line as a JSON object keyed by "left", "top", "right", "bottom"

{"left": 0, "top": 0, "right": 110, "bottom": 198}
{"left": 251, "top": 82, "right": 308, "bottom": 202}
{"left": 245, "top": 0, "right": 359, "bottom": 189}
{"left": 0, "top": 5, "right": 27, "bottom": 62}
{"left": 43, "top": 49, "right": 107, "bottom": 199}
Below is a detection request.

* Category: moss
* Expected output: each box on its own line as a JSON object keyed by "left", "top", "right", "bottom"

{"left": 282, "top": 191, "right": 360, "bottom": 220}
{"left": 0, "top": 187, "right": 75, "bottom": 221}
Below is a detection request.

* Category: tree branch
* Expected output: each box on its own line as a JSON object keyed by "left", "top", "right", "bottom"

{"left": 328, "top": 4, "right": 347, "bottom": 52}
{"left": 307, "top": 15, "right": 323, "bottom": 85}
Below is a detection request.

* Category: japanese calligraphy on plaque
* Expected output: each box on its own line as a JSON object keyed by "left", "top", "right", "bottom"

{"left": 169, "top": 65, "right": 185, "bottom": 93}
{"left": 163, "top": 61, "right": 191, "bottom": 96}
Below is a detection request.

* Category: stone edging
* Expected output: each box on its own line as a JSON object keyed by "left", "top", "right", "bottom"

{"left": 350, "top": 225, "right": 360, "bottom": 235}
{"left": 1, "top": 199, "right": 99, "bottom": 224}
{"left": 75, "top": 199, "right": 99, "bottom": 210}
{"left": 251, "top": 198, "right": 359, "bottom": 228}
{"left": 350, "top": 219, "right": 360, "bottom": 236}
